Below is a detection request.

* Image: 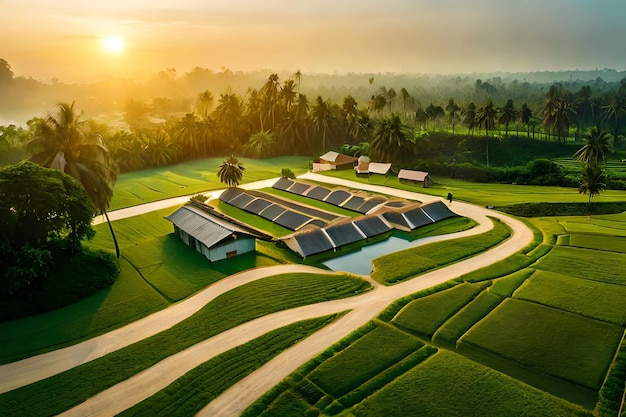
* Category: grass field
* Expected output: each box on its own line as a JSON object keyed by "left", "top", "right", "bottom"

{"left": 0, "top": 273, "right": 371, "bottom": 416}
{"left": 371, "top": 217, "right": 511, "bottom": 284}
{"left": 458, "top": 298, "right": 624, "bottom": 391}
{"left": 4, "top": 157, "right": 626, "bottom": 416}
{"left": 390, "top": 282, "right": 488, "bottom": 339}
{"left": 319, "top": 168, "right": 626, "bottom": 206}
{"left": 350, "top": 351, "right": 591, "bottom": 417}
{"left": 118, "top": 314, "right": 343, "bottom": 417}
{"left": 513, "top": 270, "right": 626, "bottom": 326}
{"left": 109, "top": 156, "right": 312, "bottom": 210}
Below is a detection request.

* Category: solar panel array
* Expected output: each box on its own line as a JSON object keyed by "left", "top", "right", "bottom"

{"left": 272, "top": 179, "right": 391, "bottom": 214}
{"left": 324, "top": 222, "right": 365, "bottom": 247}
{"left": 421, "top": 200, "right": 457, "bottom": 222}
{"left": 219, "top": 187, "right": 316, "bottom": 231}
{"left": 354, "top": 216, "right": 392, "bottom": 238}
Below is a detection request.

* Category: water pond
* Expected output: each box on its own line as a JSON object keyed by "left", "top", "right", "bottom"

{"left": 322, "top": 235, "right": 420, "bottom": 275}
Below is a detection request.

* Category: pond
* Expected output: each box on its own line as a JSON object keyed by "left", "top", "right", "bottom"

{"left": 322, "top": 235, "right": 419, "bottom": 275}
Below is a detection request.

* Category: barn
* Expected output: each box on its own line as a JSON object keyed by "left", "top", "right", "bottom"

{"left": 165, "top": 204, "right": 260, "bottom": 262}
{"left": 312, "top": 151, "right": 357, "bottom": 172}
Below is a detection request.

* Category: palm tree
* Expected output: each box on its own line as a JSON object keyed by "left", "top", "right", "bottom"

{"left": 260, "top": 73, "right": 282, "bottom": 130}
{"left": 603, "top": 96, "right": 626, "bottom": 148}
{"left": 28, "top": 102, "right": 120, "bottom": 257}
{"left": 574, "top": 126, "right": 612, "bottom": 169}
{"left": 445, "top": 99, "right": 460, "bottom": 134}
{"left": 146, "top": 129, "right": 179, "bottom": 166}
{"left": 294, "top": 69, "right": 302, "bottom": 94}
{"left": 247, "top": 130, "right": 275, "bottom": 158}
{"left": 542, "top": 85, "right": 575, "bottom": 143}
{"left": 476, "top": 100, "right": 497, "bottom": 137}
{"left": 195, "top": 90, "right": 214, "bottom": 119}
{"left": 370, "top": 114, "right": 408, "bottom": 163}
{"left": 175, "top": 113, "right": 198, "bottom": 158}
{"left": 311, "top": 96, "right": 334, "bottom": 153}
{"left": 520, "top": 103, "right": 533, "bottom": 138}
{"left": 217, "top": 155, "right": 245, "bottom": 188}
{"left": 579, "top": 165, "right": 606, "bottom": 203}
{"left": 499, "top": 99, "right": 517, "bottom": 137}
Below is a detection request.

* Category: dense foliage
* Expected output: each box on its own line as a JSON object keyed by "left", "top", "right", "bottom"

{"left": 0, "top": 162, "right": 119, "bottom": 320}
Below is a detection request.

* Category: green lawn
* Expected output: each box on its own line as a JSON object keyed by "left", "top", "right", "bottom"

{"left": 109, "top": 156, "right": 312, "bottom": 210}
{"left": 0, "top": 272, "right": 371, "bottom": 416}
{"left": 0, "top": 257, "right": 168, "bottom": 364}
{"left": 308, "top": 322, "right": 422, "bottom": 399}
{"left": 513, "top": 270, "right": 626, "bottom": 326}
{"left": 390, "top": 282, "right": 489, "bottom": 339}
{"left": 458, "top": 298, "right": 623, "bottom": 391}
{"left": 350, "top": 351, "right": 591, "bottom": 417}
{"left": 533, "top": 245, "right": 626, "bottom": 285}
{"left": 318, "top": 169, "right": 626, "bottom": 207}
{"left": 118, "top": 314, "right": 343, "bottom": 417}
{"left": 371, "top": 217, "right": 511, "bottom": 284}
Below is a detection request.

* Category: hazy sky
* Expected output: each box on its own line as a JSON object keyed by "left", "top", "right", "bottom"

{"left": 2, "top": 0, "right": 625, "bottom": 83}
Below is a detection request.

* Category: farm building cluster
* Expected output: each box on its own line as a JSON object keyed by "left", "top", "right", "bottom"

{"left": 166, "top": 173, "right": 456, "bottom": 262}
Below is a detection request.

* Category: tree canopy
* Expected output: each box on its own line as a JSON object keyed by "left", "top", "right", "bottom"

{"left": 0, "top": 161, "right": 95, "bottom": 295}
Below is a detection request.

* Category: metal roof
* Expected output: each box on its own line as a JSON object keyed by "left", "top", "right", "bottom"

{"left": 165, "top": 205, "right": 253, "bottom": 248}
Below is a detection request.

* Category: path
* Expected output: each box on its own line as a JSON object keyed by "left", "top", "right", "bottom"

{"left": 1, "top": 174, "right": 534, "bottom": 416}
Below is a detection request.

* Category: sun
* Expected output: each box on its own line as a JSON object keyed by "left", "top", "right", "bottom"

{"left": 101, "top": 36, "right": 124, "bottom": 54}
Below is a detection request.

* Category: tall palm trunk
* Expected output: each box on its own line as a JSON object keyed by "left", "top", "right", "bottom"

{"left": 103, "top": 210, "right": 120, "bottom": 258}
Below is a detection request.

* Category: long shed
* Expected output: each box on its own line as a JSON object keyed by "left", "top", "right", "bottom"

{"left": 165, "top": 205, "right": 258, "bottom": 262}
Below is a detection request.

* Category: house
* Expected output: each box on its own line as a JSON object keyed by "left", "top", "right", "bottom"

{"left": 397, "top": 169, "right": 434, "bottom": 187}
{"left": 165, "top": 204, "right": 260, "bottom": 262}
{"left": 354, "top": 157, "right": 392, "bottom": 177}
{"left": 312, "top": 151, "right": 357, "bottom": 172}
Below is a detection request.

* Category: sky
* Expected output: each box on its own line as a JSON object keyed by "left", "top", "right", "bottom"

{"left": 1, "top": 0, "right": 625, "bottom": 83}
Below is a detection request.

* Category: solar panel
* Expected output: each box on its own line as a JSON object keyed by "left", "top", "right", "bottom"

{"left": 273, "top": 177, "right": 294, "bottom": 191}
{"left": 219, "top": 187, "right": 245, "bottom": 203}
{"left": 305, "top": 186, "right": 331, "bottom": 201}
{"left": 259, "top": 204, "right": 287, "bottom": 221}
{"left": 229, "top": 193, "right": 256, "bottom": 209}
{"left": 293, "top": 229, "right": 334, "bottom": 257}
{"left": 274, "top": 210, "right": 312, "bottom": 230}
{"left": 289, "top": 182, "right": 312, "bottom": 195}
{"left": 357, "top": 198, "right": 386, "bottom": 214}
{"left": 353, "top": 216, "right": 392, "bottom": 237}
{"left": 385, "top": 201, "right": 407, "bottom": 208}
{"left": 421, "top": 201, "right": 457, "bottom": 222}
{"left": 342, "top": 196, "right": 365, "bottom": 211}
{"left": 324, "top": 223, "right": 364, "bottom": 247}
{"left": 403, "top": 207, "right": 433, "bottom": 229}
{"left": 309, "top": 219, "right": 327, "bottom": 228}
{"left": 382, "top": 211, "right": 411, "bottom": 229}
{"left": 325, "top": 189, "right": 352, "bottom": 206}
{"left": 243, "top": 198, "right": 273, "bottom": 214}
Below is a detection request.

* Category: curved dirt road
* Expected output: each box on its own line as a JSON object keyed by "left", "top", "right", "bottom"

{"left": 1, "top": 175, "right": 534, "bottom": 416}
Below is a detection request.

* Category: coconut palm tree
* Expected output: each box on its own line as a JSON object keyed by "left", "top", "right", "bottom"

{"left": 476, "top": 100, "right": 497, "bottom": 137}
{"left": 195, "top": 90, "right": 214, "bottom": 119}
{"left": 499, "top": 99, "right": 517, "bottom": 137}
{"left": 579, "top": 165, "right": 606, "bottom": 203}
{"left": 311, "top": 96, "right": 334, "bottom": 154}
{"left": 520, "top": 103, "right": 533, "bottom": 138}
{"left": 603, "top": 96, "right": 626, "bottom": 148}
{"left": 28, "top": 102, "right": 120, "bottom": 257}
{"left": 175, "top": 113, "right": 198, "bottom": 158}
{"left": 574, "top": 126, "right": 612, "bottom": 169}
{"left": 247, "top": 130, "right": 275, "bottom": 158}
{"left": 445, "top": 98, "right": 460, "bottom": 134}
{"left": 217, "top": 155, "right": 245, "bottom": 188}
{"left": 370, "top": 114, "right": 408, "bottom": 163}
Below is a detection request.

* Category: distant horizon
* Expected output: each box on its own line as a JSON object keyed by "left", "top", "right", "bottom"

{"left": 7, "top": 64, "right": 626, "bottom": 86}
{"left": 2, "top": 1, "right": 626, "bottom": 84}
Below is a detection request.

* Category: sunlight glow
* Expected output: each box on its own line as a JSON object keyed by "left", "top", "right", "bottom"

{"left": 101, "top": 36, "right": 124, "bottom": 54}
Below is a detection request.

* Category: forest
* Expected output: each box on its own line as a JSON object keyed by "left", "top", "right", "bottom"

{"left": 1, "top": 58, "right": 625, "bottom": 186}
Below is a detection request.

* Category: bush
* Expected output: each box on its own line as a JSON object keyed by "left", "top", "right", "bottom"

{"left": 0, "top": 248, "right": 120, "bottom": 322}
